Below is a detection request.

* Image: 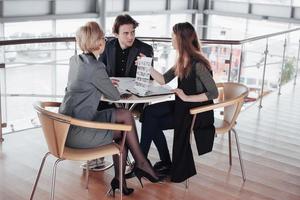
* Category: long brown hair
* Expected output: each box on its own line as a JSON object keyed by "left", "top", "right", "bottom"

{"left": 172, "top": 22, "right": 211, "bottom": 79}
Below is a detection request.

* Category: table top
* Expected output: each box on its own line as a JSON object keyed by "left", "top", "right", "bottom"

{"left": 102, "top": 77, "right": 174, "bottom": 104}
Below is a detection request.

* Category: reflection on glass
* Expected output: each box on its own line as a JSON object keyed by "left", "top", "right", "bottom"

{"left": 5, "top": 21, "right": 53, "bottom": 39}
{"left": 56, "top": 18, "right": 96, "bottom": 37}
{"left": 0, "top": 13, "right": 299, "bottom": 134}
{"left": 215, "top": 0, "right": 291, "bottom": 6}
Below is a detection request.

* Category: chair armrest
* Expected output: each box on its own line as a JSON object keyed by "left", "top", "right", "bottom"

{"left": 70, "top": 118, "right": 132, "bottom": 132}
{"left": 190, "top": 98, "right": 241, "bottom": 115}
{"left": 34, "top": 101, "right": 131, "bottom": 132}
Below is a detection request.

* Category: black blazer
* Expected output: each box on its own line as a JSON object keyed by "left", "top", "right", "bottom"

{"left": 100, "top": 38, "right": 153, "bottom": 78}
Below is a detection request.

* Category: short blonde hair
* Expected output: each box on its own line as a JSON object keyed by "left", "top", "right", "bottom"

{"left": 76, "top": 21, "right": 104, "bottom": 53}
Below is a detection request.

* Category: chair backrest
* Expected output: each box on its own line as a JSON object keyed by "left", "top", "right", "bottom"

{"left": 217, "top": 82, "right": 249, "bottom": 129}
{"left": 33, "top": 101, "right": 71, "bottom": 158}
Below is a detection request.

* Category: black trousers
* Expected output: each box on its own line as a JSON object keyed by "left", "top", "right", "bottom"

{"left": 140, "top": 101, "right": 174, "bottom": 164}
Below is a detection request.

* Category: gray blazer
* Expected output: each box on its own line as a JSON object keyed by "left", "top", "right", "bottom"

{"left": 59, "top": 53, "right": 121, "bottom": 148}
{"left": 100, "top": 38, "right": 153, "bottom": 77}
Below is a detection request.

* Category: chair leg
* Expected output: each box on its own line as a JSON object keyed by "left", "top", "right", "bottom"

{"left": 85, "top": 160, "right": 90, "bottom": 189}
{"left": 50, "top": 158, "right": 64, "bottom": 200}
{"left": 185, "top": 178, "right": 189, "bottom": 189}
{"left": 30, "top": 152, "right": 51, "bottom": 200}
{"left": 232, "top": 128, "right": 246, "bottom": 182}
{"left": 119, "top": 152, "right": 123, "bottom": 200}
{"left": 228, "top": 131, "right": 232, "bottom": 166}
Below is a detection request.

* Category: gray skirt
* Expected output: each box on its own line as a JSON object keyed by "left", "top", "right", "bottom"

{"left": 65, "top": 108, "right": 116, "bottom": 149}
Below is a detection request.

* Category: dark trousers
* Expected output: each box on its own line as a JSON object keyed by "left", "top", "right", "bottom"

{"left": 140, "top": 101, "right": 174, "bottom": 164}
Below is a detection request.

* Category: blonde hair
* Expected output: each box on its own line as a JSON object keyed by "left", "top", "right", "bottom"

{"left": 76, "top": 21, "right": 104, "bottom": 53}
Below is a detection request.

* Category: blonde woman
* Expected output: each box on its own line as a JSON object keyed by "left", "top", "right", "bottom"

{"left": 59, "top": 22, "right": 159, "bottom": 196}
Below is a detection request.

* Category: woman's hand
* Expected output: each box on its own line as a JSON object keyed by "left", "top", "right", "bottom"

{"left": 172, "top": 90, "right": 210, "bottom": 102}
{"left": 135, "top": 53, "right": 166, "bottom": 85}
{"left": 110, "top": 78, "right": 119, "bottom": 87}
{"left": 172, "top": 88, "right": 188, "bottom": 101}
{"left": 135, "top": 53, "right": 146, "bottom": 65}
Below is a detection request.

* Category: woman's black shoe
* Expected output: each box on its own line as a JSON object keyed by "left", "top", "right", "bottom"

{"left": 134, "top": 167, "right": 160, "bottom": 188}
{"left": 153, "top": 161, "right": 171, "bottom": 174}
{"left": 109, "top": 178, "right": 134, "bottom": 197}
{"left": 125, "top": 170, "right": 136, "bottom": 179}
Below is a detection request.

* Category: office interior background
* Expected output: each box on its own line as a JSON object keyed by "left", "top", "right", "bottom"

{"left": 0, "top": 0, "right": 300, "bottom": 200}
{"left": 0, "top": 0, "right": 299, "bottom": 133}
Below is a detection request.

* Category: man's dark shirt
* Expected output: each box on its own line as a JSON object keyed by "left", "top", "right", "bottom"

{"left": 115, "top": 41, "right": 130, "bottom": 77}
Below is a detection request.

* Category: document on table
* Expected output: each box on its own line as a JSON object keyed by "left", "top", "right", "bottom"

{"left": 111, "top": 77, "right": 174, "bottom": 97}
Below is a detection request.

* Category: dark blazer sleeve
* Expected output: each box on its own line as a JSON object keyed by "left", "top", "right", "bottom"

{"left": 126, "top": 39, "right": 154, "bottom": 78}
{"left": 100, "top": 46, "right": 107, "bottom": 66}
{"left": 99, "top": 42, "right": 110, "bottom": 75}
{"left": 141, "top": 42, "right": 153, "bottom": 58}
{"left": 139, "top": 41, "right": 154, "bottom": 79}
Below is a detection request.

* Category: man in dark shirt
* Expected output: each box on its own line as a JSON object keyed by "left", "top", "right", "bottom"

{"left": 115, "top": 41, "right": 130, "bottom": 77}
{"left": 89, "top": 14, "right": 154, "bottom": 172}
{"left": 100, "top": 14, "right": 153, "bottom": 78}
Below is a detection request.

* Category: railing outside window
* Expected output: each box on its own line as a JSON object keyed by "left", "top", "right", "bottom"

{"left": 1, "top": 28, "right": 300, "bottom": 140}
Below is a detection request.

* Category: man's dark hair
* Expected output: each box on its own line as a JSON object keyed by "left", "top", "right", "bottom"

{"left": 112, "top": 14, "right": 139, "bottom": 34}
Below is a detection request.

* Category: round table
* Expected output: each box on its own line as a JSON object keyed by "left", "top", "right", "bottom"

{"left": 102, "top": 77, "right": 174, "bottom": 110}
{"left": 101, "top": 77, "right": 174, "bottom": 171}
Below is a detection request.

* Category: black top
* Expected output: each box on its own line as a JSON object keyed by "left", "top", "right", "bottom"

{"left": 115, "top": 41, "right": 131, "bottom": 77}
{"left": 163, "top": 61, "right": 218, "bottom": 100}
{"left": 171, "top": 61, "right": 216, "bottom": 183}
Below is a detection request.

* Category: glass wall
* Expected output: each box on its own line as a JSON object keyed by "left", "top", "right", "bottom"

{"left": 2, "top": 41, "right": 72, "bottom": 133}
{"left": 106, "top": 14, "right": 193, "bottom": 37}
{"left": 1, "top": 10, "right": 299, "bottom": 134}
{"left": 133, "top": 15, "right": 168, "bottom": 37}
{"left": 1, "top": 15, "right": 195, "bottom": 133}
{"left": 56, "top": 18, "right": 96, "bottom": 37}
{"left": 246, "top": 20, "right": 289, "bottom": 37}
{"left": 207, "top": 15, "right": 247, "bottom": 40}
{"left": 213, "top": 0, "right": 293, "bottom": 6}
{"left": 105, "top": 17, "right": 115, "bottom": 36}
{"left": 4, "top": 20, "right": 53, "bottom": 39}
{"left": 206, "top": 12, "right": 299, "bottom": 102}
{"left": 2, "top": 19, "right": 85, "bottom": 133}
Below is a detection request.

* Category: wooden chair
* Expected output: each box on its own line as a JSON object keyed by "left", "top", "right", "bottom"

{"left": 30, "top": 101, "right": 132, "bottom": 200}
{"left": 187, "top": 82, "right": 249, "bottom": 187}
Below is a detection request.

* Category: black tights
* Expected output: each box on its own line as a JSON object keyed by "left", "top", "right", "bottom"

{"left": 112, "top": 109, "right": 157, "bottom": 187}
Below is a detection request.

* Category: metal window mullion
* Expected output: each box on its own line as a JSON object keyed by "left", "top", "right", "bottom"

{"left": 0, "top": 65, "right": 3, "bottom": 141}
{"left": 278, "top": 36, "right": 287, "bottom": 95}
{"left": 294, "top": 39, "right": 300, "bottom": 85}
{"left": 227, "top": 45, "right": 233, "bottom": 82}
{"left": 0, "top": 21, "right": 4, "bottom": 141}
{"left": 237, "top": 44, "right": 244, "bottom": 83}
{"left": 259, "top": 38, "right": 269, "bottom": 108}
{"left": 51, "top": 20, "right": 57, "bottom": 102}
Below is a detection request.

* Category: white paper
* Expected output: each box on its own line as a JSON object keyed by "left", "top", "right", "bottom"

{"left": 134, "top": 56, "right": 152, "bottom": 95}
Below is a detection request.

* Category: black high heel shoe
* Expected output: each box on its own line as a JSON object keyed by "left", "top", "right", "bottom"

{"left": 109, "top": 178, "right": 134, "bottom": 197}
{"left": 134, "top": 167, "right": 160, "bottom": 188}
